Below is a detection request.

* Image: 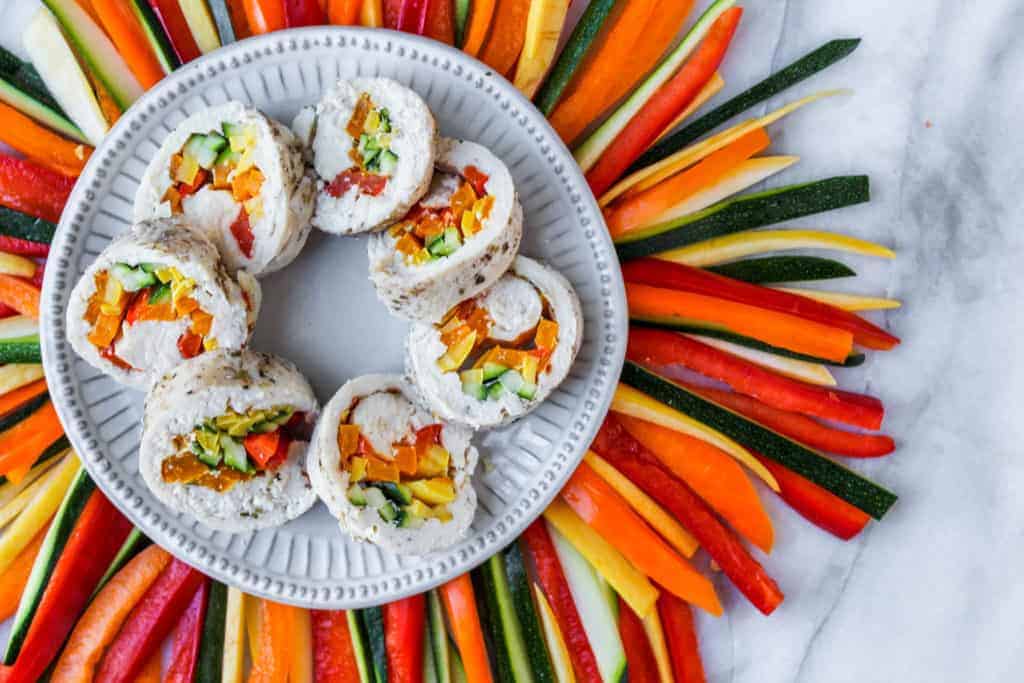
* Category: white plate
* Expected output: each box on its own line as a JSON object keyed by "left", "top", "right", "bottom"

{"left": 41, "top": 27, "right": 626, "bottom": 608}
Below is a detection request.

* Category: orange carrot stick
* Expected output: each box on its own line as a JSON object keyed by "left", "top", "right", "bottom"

{"left": 461, "top": 0, "right": 497, "bottom": 56}
{"left": 243, "top": 0, "right": 287, "bottom": 34}
{"left": 616, "top": 413, "right": 774, "bottom": 553}
{"left": 249, "top": 599, "right": 294, "bottom": 683}
{"left": 626, "top": 282, "right": 854, "bottom": 362}
{"left": 92, "top": 0, "right": 166, "bottom": 88}
{"left": 440, "top": 575, "right": 494, "bottom": 683}
{"left": 0, "top": 275, "right": 40, "bottom": 319}
{"left": 0, "top": 379, "right": 48, "bottom": 418}
{"left": 606, "top": 127, "right": 770, "bottom": 238}
{"left": 0, "top": 525, "right": 49, "bottom": 622}
{"left": 328, "top": 0, "right": 361, "bottom": 23}
{"left": 561, "top": 462, "right": 722, "bottom": 616}
{"left": 478, "top": 0, "right": 531, "bottom": 76}
{"left": 0, "top": 103, "right": 91, "bottom": 177}
{"left": 361, "top": 0, "right": 383, "bottom": 26}
{"left": 0, "top": 402, "right": 64, "bottom": 476}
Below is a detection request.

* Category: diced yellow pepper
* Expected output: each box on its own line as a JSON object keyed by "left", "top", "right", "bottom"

{"left": 405, "top": 499, "right": 431, "bottom": 520}
{"left": 437, "top": 330, "right": 477, "bottom": 372}
{"left": 430, "top": 504, "right": 453, "bottom": 522}
{"left": 350, "top": 457, "right": 368, "bottom": 482}
{"left": 202, "top": 337, "right": 219, "bottom": 351}
{"left": 416, "top": 445, "right": 450, "bottom": 478}
{"left": 460, "top": 209, "right": 477, "bottom": 237}
{"left": 407, "top": 478, "right": 456, "bottom": 505}
{"left": 520, "top": 354, "right": 539, "bottom": 385}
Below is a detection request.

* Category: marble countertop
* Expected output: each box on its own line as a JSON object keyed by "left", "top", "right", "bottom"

{"left": 3, "top": 0, "right": 1021, "bottom": 680}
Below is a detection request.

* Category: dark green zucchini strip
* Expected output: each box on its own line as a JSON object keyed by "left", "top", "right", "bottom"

{"left": 614, "top": 176, "right": 870, "bottom": 261}
{"left": 533, "top": 0, "right": 616, "bottom": 115}
{"left": 629, "top": 38, "right": 861, "bottom": 173}
{"left": 195, "top": 580, "right": 228, "bottom": 682}
{"left": 0, "top": 335, "right": 42, "bottom": 364}
{"left": 0, "top": 206, "right": 57, "bottom": 244}
{"left": 620, "top": 362, "right": 896, "bottom": 519}
{"left": 706, "top": 255, "right": 855, "bottom": 283}
{"left": 0, "top": 44, "right": 64, "bottom": 114}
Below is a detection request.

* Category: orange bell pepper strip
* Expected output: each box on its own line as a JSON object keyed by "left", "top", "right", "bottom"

{"left": 327, "top": 0, "right": 362, "bottom": 23}
{"left": 243, "top": 0, "right": 287, "bottom": 33}
{"left": 227, "top": 0, "right": 254, "bottom": 38}
{"left": 93, "top": 0, "right": 167, "bottom": 88}
{"left": 0, "top": 401, "right": 65, "bottom": 477}
{"left": 616, "top": 413, "right": 774, "bottom": 553}
{"left": 605, "top": 127, "right": 769, "bottom": 238}
{"left": 0, "top": 378, "right": 47, "bottom": 418}
{"left": 440, "top": 574, "right": 494, "bottom": 683}
{"left": 560, "top": 462, "right": 722, "bottom": 616}
{"left": 361, "top": 0, "right": 383, "bottom": 26}
{"left": 0, "top": 525, "right": 48, "bottom": 623}
{"left": 550, "top": 0, "right": 693, "bottom": 145}
{"left": 0, "top": 274, "right": 41, "bottom": 319}
{"left": 626, "top": 282, "right": 854, "bottom": 363}
{"left": 461, "top": 0, "right": 497, "bottom": 56}
{"left": 0, "top": 102, "right": 91, "bottom": 177}
{"left": 249, "top": 599, "right": 295, "bottom": 683}
{"left": 478, "top": 0, "right": 531, "bottom": 76}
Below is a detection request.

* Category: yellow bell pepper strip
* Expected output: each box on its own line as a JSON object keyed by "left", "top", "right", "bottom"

{"left": 361, "top": 0, "right": 383, "bottom": 26}
{"left": 642, "top": 606, "right": 674, "bottom": 683}
{"left": 773, "top": 287, "right": 903, "bottom": 312}
{"left": 222, "top": 587, "right": 247, "bottom": 683}
{"left": 0, "top": 455, "right": 78, "bottom": 576}
{"left": 662, "top": 228, "right": 895, "bottom": 267}
{"left": 512, "top": 0, "right": 570, "bottom": 98}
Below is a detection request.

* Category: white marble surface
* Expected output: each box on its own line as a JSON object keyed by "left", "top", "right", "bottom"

{"left": 3, "top": 0, "right": 1022, "bottom": 680}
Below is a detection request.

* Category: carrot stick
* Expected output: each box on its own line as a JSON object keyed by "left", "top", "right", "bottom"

{"left": 328, "top": 0, "right": 362, "bottom": 23}
{"left": 361, "top": 0, "right": 383, "bottom": 26}
{"left": 93, "top": 0, "right": 167, "bottom": 88}
{"left": 440, "top": 574, "right": 494, "bottom": 683}
{"left": 0, "top": 103, "right": 91, "bottom": 177}
{"left": 606, "top": 127, "right": 769, "bottom": 238}
{"left": 560, "top": 462, "right": 722, "bottom": 616}
{"left": 249, "top": 599, "right": 295, "bottom": 683}
{"left": 0, "top": 378, "right": 47, "bottom": 417}
{"left": 0, "top": 525, "right": 48, "bottom": 622}
{"left": 616, "top": 413, "right": 774, "bottom": 553}
{"left": 0, "top": 274, "right": 40, "bottom": 319}
{"left": 478, "top": 0, "right": 531, "bottom": 76}
{"left": 50, "top": 546, "right": 172, "bottom": 683}
{"left": 461, "top": 0, "right": 497, "bottom": 56}
{"left": 0, "top": 402, "right": 65, "bottom": 476}
{"left": 242, "top": 0, "right": 287, "bottom": 33}
{"left": 627, "top": 282, "right": 854, "bottom": 362}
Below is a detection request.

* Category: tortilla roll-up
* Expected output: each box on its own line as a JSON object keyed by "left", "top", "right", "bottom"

{"left": 66, "top": 217, "right": 261, "bottom": 390}
{"left": 406, "top": 256, "right": 583, "bottom": 429}
{"left": 368, "top": 137, "right": 522, "bottom": 322}
{"left": 308, "top": 374, "right": 478, "bottom": 555}
{"left": 134, "top": 102, "right": 315, "bottom": 276}
{"left": 296, "top": 78, "right": 437, "bottom": 235}
{"left": 140, "top": 349, "right": 319, "bottom": 531}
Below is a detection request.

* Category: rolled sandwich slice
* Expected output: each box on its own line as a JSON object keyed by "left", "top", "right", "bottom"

{"left": 66, "top": 217, "right": 261, "bottom": 390}
{"left": 368, "top": 138, "right": 522, "bottom": 322}
{"left": 134, "top": 101, "right": 315, "bottom": 276}
{"left": 141, "top": 349, "right": 319, "bottom": 532}
{"left": 308, "top": 374, "right": 478, "bottom": 555}
{"left": 406, "top": 256, "right": 583, "bottom": 429}
{"left": 298, "top": 78, "right": 436, "bottom": 235}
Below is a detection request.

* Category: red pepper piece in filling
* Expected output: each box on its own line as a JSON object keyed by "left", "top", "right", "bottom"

{"left": 178, "top": 169, "right": 209, "bottom": 197}
{"left": 177, "top": 330, "right": 203, "bottom": 359}
{"left": 327, "top": 168, "right": 388, "bottom": 198}
{"left": 263, "top": 432, "right": 293, "bottom": 471}
{"left": 244, "top": 429, "right": 282, "bottom": 469}
{"left": 463, "top": 165, "right": 489, "bottom": 197}
{"left": 414, "top": 424, "right": 443, "bottom": 448}
{"left": 229, "top": 208, "right": 255, "bottom": 259}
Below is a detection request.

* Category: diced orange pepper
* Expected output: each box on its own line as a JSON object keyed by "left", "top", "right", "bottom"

{"left": 475, "top": 346, "right": 526, "bottom": 369}
{"left": 450, "top": 182, "right": 477, "bottom": 216}
{"left": 394, "top": 446, "right": 418, "bottom": 476}
{"left": 87, "top": 313, "right": 122, "bottom": 348}
{"left": 366, "top": 457, "right": 399, "bottom": 483}
{"left": 230, "top": 167, "right": 264, "bottom": 202}
{"left": 535, "top": 319, "right": 559, "bottom": 351}
{"left": 212, "top": 163, "right": 232, "bottom": 189}
{"left": 440, "top": 322, "right": 473, "bottom": 350}
{"left": 337, "top": 424, "right": 360, "bottom": 458}
{"left": 175, "top": 296, "right": 199, "bottom": 316}
{"left": 395, "top": 232, "right": 421, "bottom": 256}
{"left": 189, "top": 310, "right": 213, "bottom": 337}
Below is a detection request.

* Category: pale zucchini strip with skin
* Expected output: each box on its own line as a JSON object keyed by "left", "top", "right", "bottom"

{"left": 773, "top": 287, "right": 902, "bottom": 311}
{"left": 599, "top": 89, "right": 847, "bottom": 207}
{"left": 684, "top": 333, "right": 837, "bottom": 387}
{"left": 0, "top": 365, "right": 45, "bottom": 395}
{"left": 222, "top": 587, "right": 246, "bottom": 683}
{"left": 612, "top": 384, "right": 779, "bottom": 491}
{"left": 659, "top": 229, "right": 896, "bottom": 267}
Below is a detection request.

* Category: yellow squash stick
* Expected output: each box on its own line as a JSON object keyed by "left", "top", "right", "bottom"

{"left": 773, "top": 287, "right": 903, "bottom": 312}
{"left": 658, "top": 228, "right": 896, "bottom": 267}
{"left": 513, "top": 0, "right": 570, "bottom": 98}
{"left": 0, "top": 454, "right": 69, "bottom": 528}
{"left": 684, "top": 333, "right": 837, "bottom": 387}
{"left": 642, "top": 608, "right": 674, "bottom": 683}
{"left": 0, "top": 455, "right": 80, "bottom": 575}
{"left": 222, "top": 587, "right": 246, "bottom": 683}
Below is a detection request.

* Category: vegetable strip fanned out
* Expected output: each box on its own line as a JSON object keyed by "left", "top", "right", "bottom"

{"left": 0, "top": 155, "right": 73, "bottom": 224}
{"left": 0, "top": 102, "right": 90, "bottom": 177}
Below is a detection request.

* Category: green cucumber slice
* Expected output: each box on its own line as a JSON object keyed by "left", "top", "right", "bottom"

{"left": 614, "top": 176, "right": 870, "bottom": 261}
{"left": 378, "top": 150, "right": 398, "bottom": 175}
{"left": 533, "top": 0, "right": 616, "bottom": 115}
{"left": 461, "top": 369, "right": 487, "bottom": 400}
{"left": 128, "top": 0, "right": 179, "bottom": 74}
{"left": 473, "top": 553, "right": 532, "bottom": 683}
{"left": 427, "top": 590, "right": 452, "bottom": 683}
{"left": 631, "top": 38, "right": 862, "bottom": 173}
{"left": 378, "top": 482, "right": 413, "bottom": 506}
{"left": 206, "top": 0, "right": 237, "bottom": 45}
{"left": 620, "top": 361, "right": 897, "bottom": 519}
{"left": 706, "top": 255, "right": 856, "bottom": 283}
{"left": 454, "top": 0, "right": 471, "bottom": 47}
{"left": 184, "top": 133, "right": 220, "bottom": 169}
{"left": 111, "top": 263, "right": 157, "bottom": 292}
{"left": 486, "top": 381, "right": 506, "bottom": 400}
{"left": 220, "top": 435, "right": 251, "bottom": 473}
{"left": 0, "top": 206, "right": 56, "bottom": 244}
{"left": 347, "top": 484, "right": 368, "bottom": 507}
{"left": 40, "top": 0, "right": 144, "bottom": 110}
{"left": 195, "top": 580, "right": 228, "bottom": 682}
{"left": 93, "top": 528, "right": 151, "bottom": 597}
{"left": 0, "top": 336, "right": 42, "bottom": 365}
{"left": 497, "top": 369, "right": 525, "bottom": 395}
{"left": 504, "top": 543, "right": 555, "bottom": 683}
{"left": 482, "top": 363, "right": 508, "bottom": 382}
{"left": 148, "top": 282, "right": 172, "bottom": 305}
{"left": 193, "top": 441, "right": 222, "bottom": 468}
{"left": 360, "top": 607, "right": 389, "bottom": 683}
{"left": 378, "top": 500, "right": 404, "bottom": 525}
{"left": 214, "top": 146, "right": 241, "bottom": 166}
{"left": 4, "top": 468, "right": 95, "bottom": 663}
{"left": 0, "top": 45, "right": 63, "bottom": 113}
{"left": 347, "top": 610, "right": 374, "bottom": 683}
{"left": 546, "top": 523, "right": 626, "bottom": 683}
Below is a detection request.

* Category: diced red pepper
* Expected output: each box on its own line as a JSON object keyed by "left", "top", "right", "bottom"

{"left": 415, "top": 424, "right": 443, "bottom": 448}
{"left": 163, "top": 579, "right": 210, "bottom": 683}
{"left": 618, "top": 597, "right": 659, "bottom": 683}
{"left": 622, "top": 258, "right": 900, "bottom": 351}
{"left": 751, "top": 451, "right": 870, "bottom": 540}
{"left": 658, "top": 592, "right": 706, "bottom": 683}
{"left": 463, "top": 165, "right": 489, "bottom": 197}
{"left": 424, "top": 0, "right": 455, "bottom": 43}
{"left": 0, "top": 235, "right": 49, "bottom": 257}
{"left": 229, "top": 208, "right": 255, "bottom": 259}
{"left": 384, "top": 594, "right": 426, "bottom": 683}
{"left": 244, "top": 429, "right": 282, "bottom": 469}
{"left": 178, "top": 168, "right": 209, "bottom": 197}
{"left": 0, "top": 154, "right": 74, "bottom": 223}
{"left": 520, "top": 523, "right": 602, "bottom": 683}
{"left": 327, "top": 169, "right": 388, "bottom": 198}
{"left": 176, "top": 330, "right": 203, "bottom": 359}
{"left": 95, "top": 559, "right": 206, "bottom": 683}
{"left": 312, "top": 610, "right": 362, "bottom": 681}
{"left": 148, "top": 0, "right": 202, "bottom": 63}
{"left": 4, "top": 489, "right": 133, "bottom": 683}
{"left": 628, "top": 328, "right": 886, "bottom": 431}
{"left": 592, "top": 414, "right": 785, "bottom": 616}
{"left": 285, "top": 0, "right": 328, "bottom": 25}
{"left": 263, "top": 432, "right": 293, "bottom": 471}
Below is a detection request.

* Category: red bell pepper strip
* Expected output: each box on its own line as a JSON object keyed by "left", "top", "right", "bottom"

{"left": 285, "top": 0, "right": 328, "bottom": 26}
{"left": 396, "top": 0, "right": 430, "bottom": 33}
{"left": 29, "top": 260, "right": 45, "bottom": 290}
{"left": 658, "top": 592, "right": 706, "bottom": 683}
{"left": 751, "top": 451, "right": 870, "bottom": 540}
{"left": 0, "top": 235, "right": 49, "bottom": 257}
{"left": 618, "top": 597, "right": 659, "bottom": 683}
{"left": 628, "top": 328, "right": 886, "bottom": 431}
{"left": 585, "top": 7, "right": 742, "bottom": 197}
{"left": 383, "top": 0, "right": 403, "bottom": 28}
{"left": 424, "top": 0, "right": 455, "bottom": 43}
{"left": 148, "top": 0, "right": 203, "bottom": 63}
{"left": 4, "top": 490, "right": 133, "bottom": 683}
{"left": 95, "top": 559, "right": 206, "bottom": 683}
{"left": 622, "top": 258, "right": 900, "bottom": 351}
{"left": 439, "top": 575, "right": 493, "bottom": 683}
{"left": 592, "top": 414, "right": 785, "bottom": 616}
{"left": 690, "top": 385, "right": 895, "bottom": 458}
{"left": 0, "top": 302, "right": 17, "bottom": 319}
{"left": 0, "top": 155, "right": 73, "bottom": 224}
{"left": 312, "top": 610, "right": 362, "bottom": 681}
{"left": 384, "top": 594, "right": 426, "bottom": 683}
{"left": 520, "top": 522, "right": 602, "bottom": 683}
{"left": 163, "top": 579, "right": 210, "bottom": 683}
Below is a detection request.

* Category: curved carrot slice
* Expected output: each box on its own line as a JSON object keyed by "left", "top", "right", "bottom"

{"left": 0, "top": 525, "right": 48, "bottom": 622}
{"left": 616, "top": 413, "right": 773, "bottom": 553}
{"left": 327, "top": 0, "right": 361, "bottom": 22}
{"left": 461, "top": 0, "right": 497, "bottom": 56}
{"left": 93, "top": 0, "right": 166, "bottom": 87}
{"left": 0, "top": 274, "right": 40, "bottom": 320}
{"left": 606, "top": 127, "right": 769, "bottom": 238}
{"left": 478, "top": 0, "right": 531, "bottom": 76}
{"left": 440, "top": 574, "right": 494, "bottom": 683}
{"left": 242, "top": 0, "right": 286, "bottom": 33}
{"left": 0, "top": 103, "right": 91, "bottom": 177}
{"left": 561, "top": 462, "right": 722, "bottom": 616}
{"left": 50, "top": 546, "right": 172, "bottom": 682}
{"left": 0, "top": 378, "right": 47, "bottom": 418}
